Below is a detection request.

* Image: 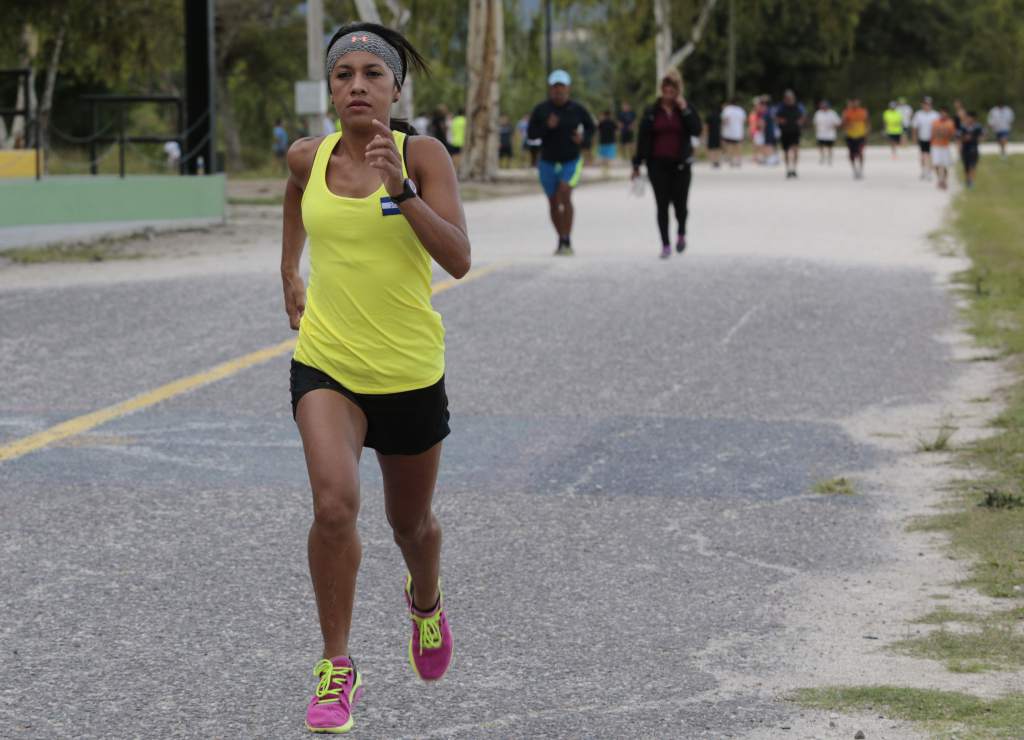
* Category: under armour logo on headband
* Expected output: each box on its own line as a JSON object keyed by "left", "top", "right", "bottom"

{"left": 326, "top": 30, "right": 405, "bottom": 88}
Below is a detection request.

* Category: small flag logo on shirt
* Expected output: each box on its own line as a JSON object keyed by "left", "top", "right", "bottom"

{"left": 380, "top": 196, "right": 401, "bottom": 216}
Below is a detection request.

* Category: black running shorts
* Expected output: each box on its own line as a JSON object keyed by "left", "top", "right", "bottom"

{"left": 780, "top": 130, "right": 801, "bottom": 151}
{"left": 846, "top": 136, "right": 866, "bottom": 155}
{"left": 918, "top": 140, "right": 932, "bottom": 154}
{"left": 290, "top": 360, "right": 450, "bottom": 455}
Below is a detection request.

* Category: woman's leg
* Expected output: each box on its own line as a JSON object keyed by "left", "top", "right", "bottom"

{"left": 296, "top": 390, "right": 368, "bottom": 659}
{"left": 672, "top": 164, "right": 693, "bottom": 237}
{"left": 378, "top": 443, "right": 443, "bottom": 610}
{"left": 557, "top": 182, "right": 574, "bottom": 241}
{"left": 647, "top": 160, "right": 672, "bottom": 246}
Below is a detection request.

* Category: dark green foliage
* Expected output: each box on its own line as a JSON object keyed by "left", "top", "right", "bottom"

{"left": 3, "top": 0, "right": 1022, "bottom": 171}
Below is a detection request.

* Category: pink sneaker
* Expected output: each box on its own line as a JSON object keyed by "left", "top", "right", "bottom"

{"left": 305, "top": 656, "right": 363, "bottom": 734}
{"left": 404, "top": 574, "right": 453, "bottom": 681}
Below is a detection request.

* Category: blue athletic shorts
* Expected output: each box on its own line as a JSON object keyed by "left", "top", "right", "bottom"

{"left": 538, "top": 158, "right": 582, "bottom": 197}
{"left": 598, "top": 143, "right": 617, "bottom": 160}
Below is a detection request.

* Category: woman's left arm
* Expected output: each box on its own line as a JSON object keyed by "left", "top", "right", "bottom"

{"left": 683, "top": 105, "right": 703, "bottom": 137}
{"left": 366, "top": 120, "right": 471, "bottom": 279}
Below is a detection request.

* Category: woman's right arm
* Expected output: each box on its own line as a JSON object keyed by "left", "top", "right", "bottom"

{"left": 632, "top": 110, "right": 648, "bottom": 175}
{"left": 281, "top": 139, "right": 318, "bottom": 330}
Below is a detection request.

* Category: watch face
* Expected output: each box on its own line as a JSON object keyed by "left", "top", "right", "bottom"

{"left": 406, "top": 178, "right": 418, "bottom": 195}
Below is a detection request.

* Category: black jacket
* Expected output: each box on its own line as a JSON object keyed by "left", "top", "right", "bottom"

{"left": 527, "top": 99, "right": 595, "bottom": 163}
{"left": 632, "top": 101, "right": 703, "bottom": 169}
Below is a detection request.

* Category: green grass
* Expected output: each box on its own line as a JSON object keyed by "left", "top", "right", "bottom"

{"left": 794, "top": 157, "right": 1024, "bottom": 738}
{"left": 917, "top": 420, "right": 959, "bottom": 452}
{"left": 228, "top": 196, "right": 282, "bottom": 206}
{"left": 811, "top": 476, "right": 856, "bottom": 495}
{"left": 0, "top": 240, "right": 143, "bottom": 264}
{"left": 917, "top": 156, "right": 1024, "bottom": 600}
{"left": 794, "top": 686, "right": 1024, "bottom": 737}
{"left": 893, "top": 623, "right": 1024, "bottom": 673}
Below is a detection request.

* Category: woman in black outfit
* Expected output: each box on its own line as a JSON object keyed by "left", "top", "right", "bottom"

{"left": 632, "top": 69, "right": 702, "bottom": 259}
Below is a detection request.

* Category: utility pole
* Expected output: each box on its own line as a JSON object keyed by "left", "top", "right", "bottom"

{"left": 306, "top": 0, "right": 325, "bottom": 136}
{"left": 184, "top": 0, "right": 216, "bottom": 174}
{"left": 727, "top": 0, "right": 736, "bottom": 100}
{"left": 545, "top": 0, "right": 552, "bottom": 77}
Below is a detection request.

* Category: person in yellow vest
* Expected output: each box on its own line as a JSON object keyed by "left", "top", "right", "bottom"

{"left": 883, "top": 101, "right": 904, "bottom": 158}
{"left": 448, "top": 108, "right": 466, "bottom": 169}
{"left": 280, "top": 21, "right": 470, "bottom": 735}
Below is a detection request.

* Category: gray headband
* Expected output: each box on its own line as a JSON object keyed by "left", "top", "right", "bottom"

{"left": 326, "top": 31, "right": 404, "bottom": 89}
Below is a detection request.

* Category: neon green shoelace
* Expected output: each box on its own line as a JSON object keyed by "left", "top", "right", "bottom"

{"left": 313, "top": 659, "right": 351, "bottom": 704}
{"left": 412, "top": 611, "right": 443, "bottom": 654}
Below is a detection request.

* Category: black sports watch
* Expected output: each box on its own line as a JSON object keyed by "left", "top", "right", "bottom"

{"left": 391, "top": 178, "right": 418, "bottom": 204}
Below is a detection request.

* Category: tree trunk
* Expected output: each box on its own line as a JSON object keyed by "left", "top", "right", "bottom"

{"left": 40, "top": 17, "right": 68, "bottom": 173}
{"left": 384, "top": 1, "right": 413, "bottom": 122}
{"left": 654, "top": 0, "right": 672, "bottom": 88}
{"left": 216, "top": 76, "right": 243, "bottom": 171}
{"left": 352, "top": 0, "right": 381, "bottom": 23}
{"left": 354, "top": 0, "right": 415, "bottom": 122}
{"left": 7, "top": 23, "right": 39, "bottom": 149}
{"left": 654, "top": 0, "right": 720, "bottom": 86}
{"left": 667, "top": 0, "right": 720, "bottom": 70}
{"left": 460, "top": 0, "right": 503, "bottom": 181}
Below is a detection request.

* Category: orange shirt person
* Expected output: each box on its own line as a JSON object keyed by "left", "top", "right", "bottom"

{"left": 841, "top": 98, "right": 869, "bottom": 179}
{"left": 929, "top": 109, "right": 957, "bottom": 189}
{"left": 930, "top": 116, "right": 956, "bottom": 147}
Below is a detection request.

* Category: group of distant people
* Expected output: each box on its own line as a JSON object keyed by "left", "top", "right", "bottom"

{"left": 520, "top": 70, "right": 1017, "bottom": 259}
{"left": 523, "top": 67, "right": 700, "bottom": 258}
{"left": 411, "top": 107, "right": 466, "bottom": 167}
{"left": 705, "top": 94, "right": 1013, "bottom": 189}
{"left": 267, "top": 76, "right": 1015, "bottom": 261}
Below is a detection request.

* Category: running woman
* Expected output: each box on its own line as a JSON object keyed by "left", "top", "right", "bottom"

{"left": 883, "top": 101, "right": 904, "bottom": 158}
{"left": 813, "top": 100, "right": 841, "bottom": 165}
{"left": 597, "top": 109, "right": 618, "bottom": 178}
{"left": 959, "top": 109, "right": 984, "bottom": 188}
{"left": 929, "top": 106, "right": 957, "bottom": 190}
{"left": 720, "top": 98, "right": 746, "bottom": 167}
{"left": 841, "top": 97, "right": 869, "bottom": 180}
{"left": 618, "top": 102, "right": 637, "bottom": 162}
{"left": 987, "top": 102, "right": 1014, "bottom": 159}
{"left": 911, "top": 97, "right": 940, "bottom": 180}
{"left": 775, "top": 89, "right": 805, "bottom": 178}
{"left": 762, "top": 95, "right": 779, "bottom": 166}
{"left": 281, "top": 22, "right": 470, "bottom": 734}
{"left": 897, "top": 97, "right": 914, "bottom": 143}
{"left": 632, "top": 68, "right": 702, "bottom": 259}
{"left": 749, "top": 98, "right": 766, "bottom": 164}
{"left": 527, "top": 69, "right": 595, "bottom": 256}
{"left": 705, "top": 103, "right": 723, "bottom": 168}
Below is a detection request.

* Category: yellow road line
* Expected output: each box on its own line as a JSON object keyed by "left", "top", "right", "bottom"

{"left": 0, "top": 265, "right": 500, "bottom": 463}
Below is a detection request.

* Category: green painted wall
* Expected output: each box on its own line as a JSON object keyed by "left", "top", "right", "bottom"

{"left": 0, "top": 175, "right": 225, "bottom": 227}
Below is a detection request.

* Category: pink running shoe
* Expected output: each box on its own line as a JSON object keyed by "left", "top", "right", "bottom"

{"left": 660, "top": 244, "right": 671, "bottom": 259}
{"left": 404, "top": 574, "right": 453, "bottom": 681}
{"left": 305, "top": 656, "right": 363, "bottom": 734}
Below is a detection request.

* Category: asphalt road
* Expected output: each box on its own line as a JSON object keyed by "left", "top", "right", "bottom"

{"left": 1, "top": 147, "right": 961, "bottom": 738}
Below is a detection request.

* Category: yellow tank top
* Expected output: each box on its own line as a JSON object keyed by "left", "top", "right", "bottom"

{"left": 293, "top": 130, "right": 445, "bottom": 394}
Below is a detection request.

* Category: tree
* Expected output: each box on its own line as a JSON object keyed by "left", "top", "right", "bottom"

{"left": 214, "top": 0, "right": 305, "bottom": 170}
{"left": 461, "top": 0, "right": 504, "bottom": 180}
{"left": 353, "top": 0, "right": 416, "bottom": 121}
{"left": 654, "top": 0, "right": 719, "bottom": 83}
{"left": 0, "top": 1, "right": 181, "bottom": 165}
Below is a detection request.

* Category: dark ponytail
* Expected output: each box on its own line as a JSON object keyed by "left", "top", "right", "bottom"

{"left": 325, "top": 22, "right": 429, "bottom": 134}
